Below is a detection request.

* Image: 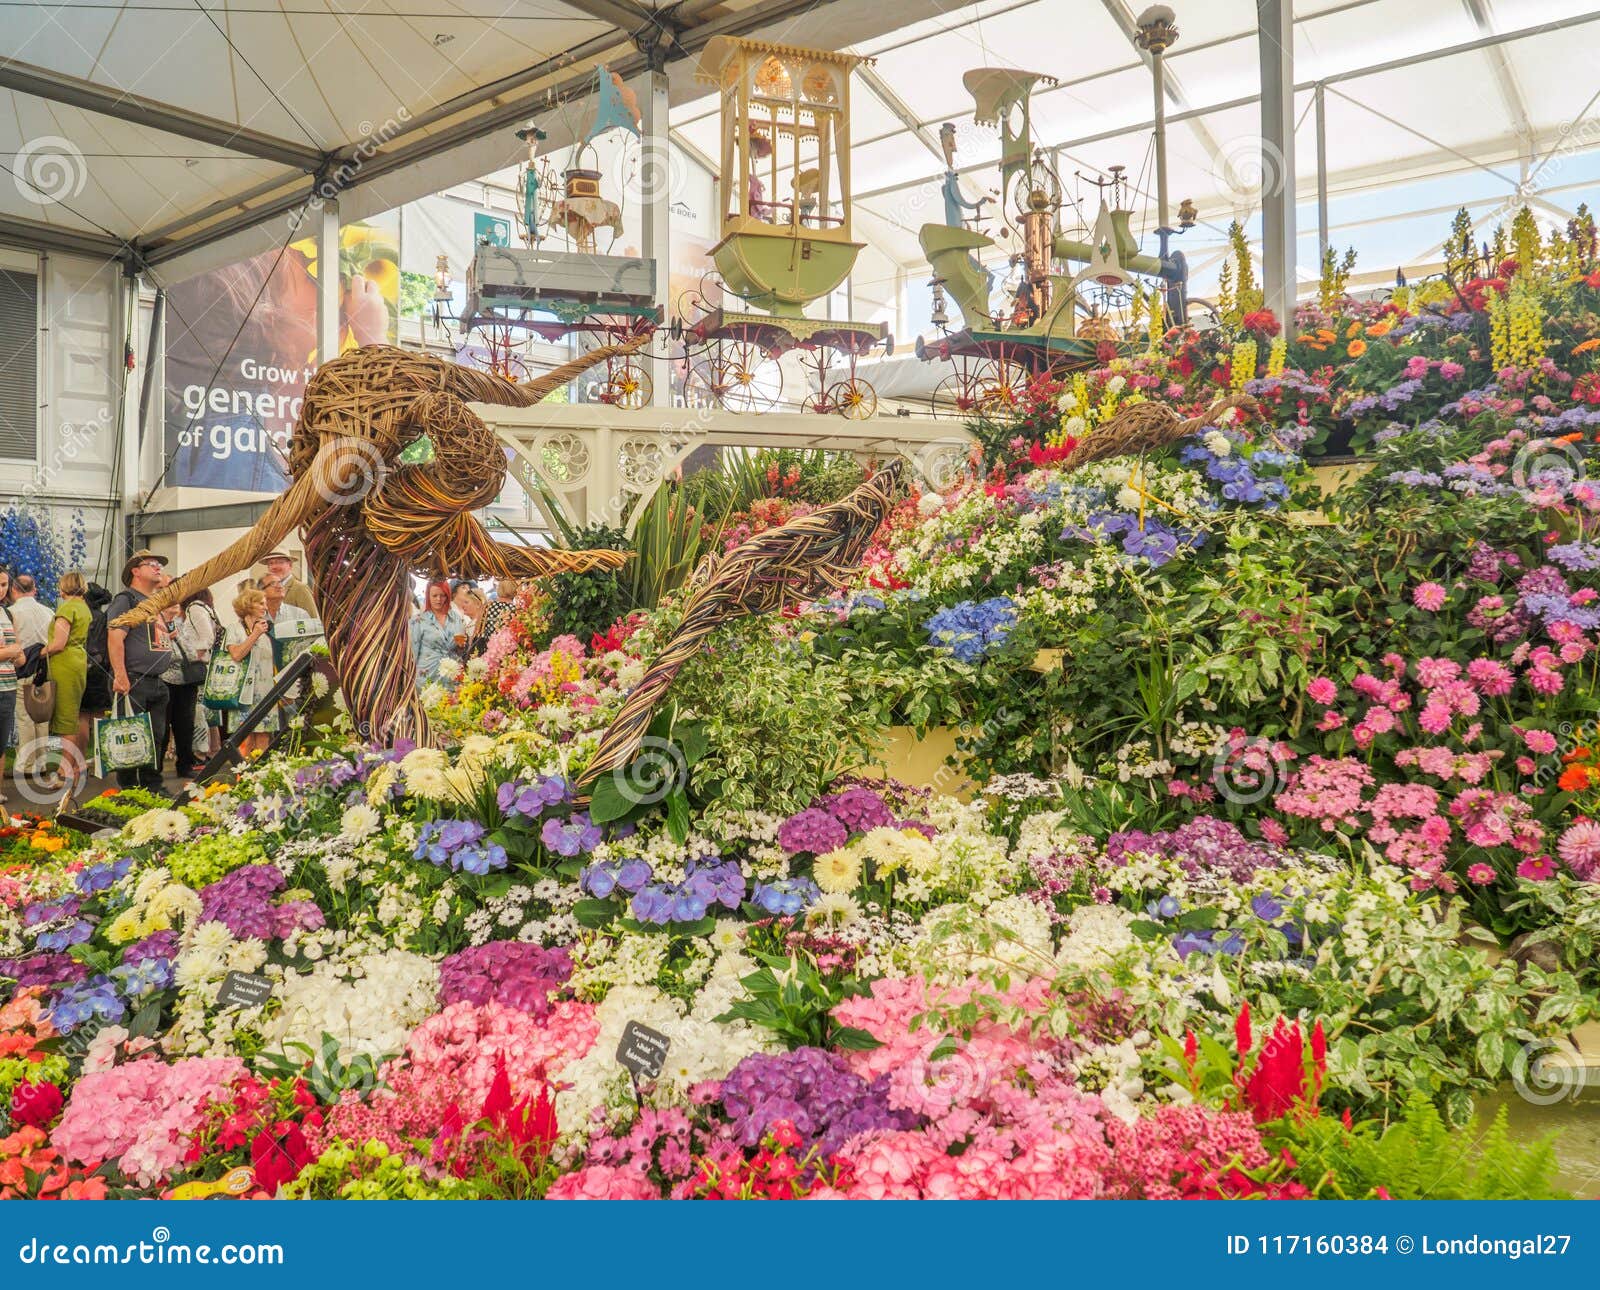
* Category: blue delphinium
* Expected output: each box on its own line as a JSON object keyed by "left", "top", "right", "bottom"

{"left": 924, "top": 597, "right": 1017, "bottom": 662}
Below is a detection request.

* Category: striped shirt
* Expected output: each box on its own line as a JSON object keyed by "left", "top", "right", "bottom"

{"left": 0, "top": 609, "right": 18, "bottom": 693}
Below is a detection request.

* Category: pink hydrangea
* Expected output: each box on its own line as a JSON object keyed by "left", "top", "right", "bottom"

{"left": 547, "top": 1165, "right": 661, "bottom": 1199}
{"left": 53, "top": 1057, "right": 245, "bottom": 1187}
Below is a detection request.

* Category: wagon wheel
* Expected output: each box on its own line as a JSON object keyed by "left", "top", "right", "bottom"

{"left": 831, "top": 377, "right": 877, "bottom": 420}
{"left": 683, "top": 354, "right": 729, "bottom": 409}
{"left": 975, "top": 358, "right": 1028, "bottom": 413}
{"left": 600, "top": 358, "right": 652, "bottom": 410}
{"left": 801, "top": 387, "right": 836, "bottom": 414}
{"left": 933, "top": 364, "right": 987, "bottom": 417}
{"left": 716, "top": 340, "right": 783, "bottom": 413}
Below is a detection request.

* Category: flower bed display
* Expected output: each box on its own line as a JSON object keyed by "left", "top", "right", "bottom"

{"left": 7, "top": 205, "right": 1600, "bottom": 1200}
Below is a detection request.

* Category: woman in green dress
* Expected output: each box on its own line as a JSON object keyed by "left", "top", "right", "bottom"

{"left": 40, "top": 571, "right": 91, "bottom": 792}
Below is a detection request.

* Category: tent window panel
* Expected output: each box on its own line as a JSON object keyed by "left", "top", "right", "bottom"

{"left": 0, "top": 269, "right": 39, "bottom": 461}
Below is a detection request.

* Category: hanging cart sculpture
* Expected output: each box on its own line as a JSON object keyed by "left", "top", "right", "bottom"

{"left": 678, "top": 37, "right": 889, "bottom": 416}
{"left": 111, "top": 342, "right": 636, "bottom": 747}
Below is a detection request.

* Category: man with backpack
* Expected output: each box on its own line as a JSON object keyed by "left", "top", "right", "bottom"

{"left": 105, "top": 550, "right": 173, "bottom": 792}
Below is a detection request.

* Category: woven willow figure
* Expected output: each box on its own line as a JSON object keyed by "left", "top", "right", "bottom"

{"left": 112, "top": 342, "right": 637, "bottom": 746}
{"left": 575, "top": 460, "right": 906, "bottom": 799}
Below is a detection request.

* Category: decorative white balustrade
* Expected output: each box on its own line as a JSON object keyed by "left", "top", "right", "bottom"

{"left": 470, "top": 401, "right": 978, "bottom": 536}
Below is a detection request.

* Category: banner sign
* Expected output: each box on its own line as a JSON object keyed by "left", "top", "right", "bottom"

{"left": 164, "top": 219, "right": 399, "bottom": 492}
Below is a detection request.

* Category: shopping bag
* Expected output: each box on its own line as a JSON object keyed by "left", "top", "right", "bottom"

{"left": 94, "top": 695, "right": 155, "bottom": 774}
{"left": 203, "top": 651, "right": 249, "bottom": 711}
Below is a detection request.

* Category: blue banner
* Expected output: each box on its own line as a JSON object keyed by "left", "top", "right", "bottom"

{"left": 0, "top": 1202, "right": 1589, "bottom": 1288}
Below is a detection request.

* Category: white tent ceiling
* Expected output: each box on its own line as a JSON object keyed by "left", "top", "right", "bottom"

{"left": 666, "top": 0, "right": 1600, "bottom": 303}
{"left": 0, "top": 0, "right": 987, "bottom": 282}
{"left": 3, "top": 0, "right": 1596, "bottom": 298}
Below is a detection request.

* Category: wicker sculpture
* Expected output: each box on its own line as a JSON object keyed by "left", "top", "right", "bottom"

{"left": 112, "top": 342, "right": 638, "bottom": 746}
{"left": 575, "top": 459, "right": 906, "bottom": 798}
{"left": 575, "top": 390, "right": 1258, "bottom": 797}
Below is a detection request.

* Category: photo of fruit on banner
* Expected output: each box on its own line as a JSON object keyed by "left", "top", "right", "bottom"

{"left": 10, "top": 203, "right": 1600, "bottom": 1202}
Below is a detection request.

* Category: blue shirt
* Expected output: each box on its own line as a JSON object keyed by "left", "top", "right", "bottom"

{"left": 410, "top": 608, "right": 469, "bottom": 688}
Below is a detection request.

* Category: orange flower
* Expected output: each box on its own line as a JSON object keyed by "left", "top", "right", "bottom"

{"left": 1573, "top": 337, "right": 1600, "bottom": 354}
{"left": 1346, "top": 320, "right": 1362, "bottom": 338}
{"left": 1559, "top": 765, "right": 1592, "bottom": 792}
{"left": 1346, "top": 339, "right": 1367, "bottom": 358}
{"left": 1365, "top": 320, "right": 1392, "bottom": 337}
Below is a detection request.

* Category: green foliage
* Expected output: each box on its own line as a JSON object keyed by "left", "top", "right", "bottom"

{"left": 541, "top": 522, "right": 630, "bottom": 644}
{"left": 716, "top": 951, "right": 880, "bottom": 1051}
{"left": 1279, "top": 1090, "right": 1570, "bottom": 1199}
{"left": 671, "top": 618, "right": 882, "bottom": 815}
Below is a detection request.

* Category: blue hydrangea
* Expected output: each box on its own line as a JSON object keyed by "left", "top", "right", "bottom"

{"left": 924, "top": 597, "right": 1018, "bottom": 662}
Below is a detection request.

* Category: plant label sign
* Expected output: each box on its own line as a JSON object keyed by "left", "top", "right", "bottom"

{"left": 215, "top": 971, "right": 274, "bottom": 1011}
{"left": 616, "top": 1021, "right": 670, "bottom": 1080}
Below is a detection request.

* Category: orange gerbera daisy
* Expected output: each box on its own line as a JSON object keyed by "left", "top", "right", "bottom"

{"left": 1559, "top": 765, "right": 1593, "bottom": 792}
{"left": 1346, "top": 339, "right": 1367, "bottom": 358}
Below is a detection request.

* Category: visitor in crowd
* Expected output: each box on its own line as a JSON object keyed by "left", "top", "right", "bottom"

{"left": 106, "top": 549, "right": 173, "bottom": 793}
{"left": 410, "top": 578, "right": 467, "bottom": 689}
{"left": 480, "top": 579, "right": 519, "bottom": 641}
{"left": 8, "top": 573, "right": 53, "bottom": 778}
{"left": 81, "top": 583, "right": 114, "bottom": 719}
{"left": 40, "top": 571, "right": 92, "bottom": 795}
{"left": 262, "top": 551, "right": 316, "bottom": 616}
{"left": 158, "top": 586, "right": 215, "bottom": 779}
{"left": 0, "top": 569, "right": 27, "bottom": 800}
{"left": 259, "top": 574, "right": 309, "bottom": 629}
{"left": 460, "top": 586, "right": 487, "bottom": 647}
{"left": 226, "top": 587, "right": 278, "bottom": 759}
{"left": 181, "top": 590, "right": 224, "bottom": 762}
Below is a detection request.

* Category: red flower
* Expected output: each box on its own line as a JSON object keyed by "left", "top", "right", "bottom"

{"left": 250, "top": 1121, "right": 312, "bottom": 1195}
{"left": 1234, "top": 1002, "right": 1252, "bottom": 1060}
{"left": 9, "top": 1080, "right": 63, "bottom": 1129}
{"left": 1241, "top": 309, "right": 1281, "bottom": 338}
{"left": 1242, "top": 1017, "right": 1307, "bottom": 1122}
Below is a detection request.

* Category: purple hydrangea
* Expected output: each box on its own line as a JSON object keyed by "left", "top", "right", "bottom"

{"left": 541, "top": 812, "right": 602, "bottom": 858}
{"left": 629, "top": 859, "right": 745, "bottom": 925}
{"left": 122, "top": 930, "right": 180, "bottom": 965}
{"left": 438, "top": 943, "right": 572, "bottom": 1019}
{"left": 777, "top": 807, "right": 848, "bottom": 856}
{"left": 196, "top": 864, "right": 324, "bottom": 939}
{"left": 751, "top": 877, "right": 820, "bottom": 917}
{"left": 0, "top": 952, "right": 89, "bottom": 989}
{"left": 580, "top": 858, "right": 653, "bottom": 899}
{"left": 497, "top": 776, "right": 570, "bottom": 820}
{"left": 48, "top": 974, "right": 126, "bottom": 1033}
{"left": 822, "top": 786, "right": 892, "bottom": 833}
{"left": 714, "top": 1048, "right": 917, "bottom": 1157}
{"left": 924, "top": 597, "right": 1018, "bottom": 662}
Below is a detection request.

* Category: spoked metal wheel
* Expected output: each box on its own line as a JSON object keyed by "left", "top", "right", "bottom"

{"left": 600, "top": 358, "right": 652, "bottom": 409}
{"left": 830, "top": 377, "right": 877, "bottom": 419}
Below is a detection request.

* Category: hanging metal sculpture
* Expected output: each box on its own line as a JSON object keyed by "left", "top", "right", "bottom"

{"left": 111, "top": 342, "right": 638, "bottom": 747}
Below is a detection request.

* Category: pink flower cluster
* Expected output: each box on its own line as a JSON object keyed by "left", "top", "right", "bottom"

{"left": 313, "top": 1001, "right": 598, "bottom": 1161}
{"left": 53, "top": 1056, "right": 245, "bottom": 1186}
{"left": 546, "top": 1163, "right": 661, "bottom": 1199}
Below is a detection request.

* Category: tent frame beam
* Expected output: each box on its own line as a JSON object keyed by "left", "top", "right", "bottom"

{"left": 0, "top": 58, "right": 326, "bottom": 172}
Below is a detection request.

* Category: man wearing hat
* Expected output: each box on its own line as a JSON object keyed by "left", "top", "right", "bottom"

{"left": 262, "top": 551, "right": 317, "bottom": 616}
{"left": 105, "top": 549, "right": 174, "bottom": 792}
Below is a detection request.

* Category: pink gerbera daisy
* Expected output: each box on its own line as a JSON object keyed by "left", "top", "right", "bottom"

{"left": 1517, "top": 855, "right": 1557, "bottom": 881}
{"left": 1466, "top": 862, "right": 1497, "bottom": 885}
{"left": 1557, "top": 820, "right": 1600, "bottom": 880}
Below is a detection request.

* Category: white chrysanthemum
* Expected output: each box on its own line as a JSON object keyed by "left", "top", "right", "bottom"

{"left": 404, "top": 765, "right": 453, "bottom": 800}
{"left": 1115, "top": 485, "right": 1142, "bottom": 510}
{"left": 917, "top": 491, "right": 946, "bottom": 517}
{"left": 398, "top": 747, "right": 447, "bottom": 776}
{"left": 1202, "top": 429, "right": 1232, "bottom": 457}
{"left": 436, "top": 657, "right": 464, "bottom": 682}
{"left": 340, "top": 803, "right": 381, "bottom": 841}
